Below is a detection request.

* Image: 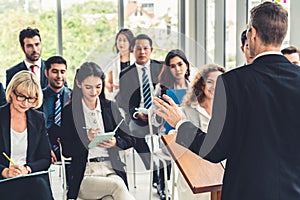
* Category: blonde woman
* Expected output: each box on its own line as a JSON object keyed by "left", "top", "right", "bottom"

{"left": 178, "top": 64, "right": 225, "bottom": 200}
{"left": 0, "top": 70, "right": 53, "bottom": 199}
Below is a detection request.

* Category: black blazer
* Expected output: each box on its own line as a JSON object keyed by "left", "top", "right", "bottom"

{"left": 6, "top": 60, "right": 48, "bottom": 89}
{"left": 116, "top": 60, "right": 163, "bottom": 126}
{"left": 176, "top": 54, "right": 300, "bottom": 200}
{"left": 0, "top": 104, "right": 51, "bottom": 179}
{"left": 59, "top": 98, "right": 135, "bottom": 199}
{"left": 0, "top": 83, "right": 6, "bottom": 106}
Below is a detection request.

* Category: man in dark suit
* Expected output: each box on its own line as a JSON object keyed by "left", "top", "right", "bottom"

{"left": 116, "top": 34, "right": 162, "bottom": 190}
{"left": 40, "top": 56, "right": 71, "bottom": 163}
{"left": 154, "top": 2, "right": 300, "bottom": 200}
{"left": 6, "top": 27, "right": 48, "bottom": 89}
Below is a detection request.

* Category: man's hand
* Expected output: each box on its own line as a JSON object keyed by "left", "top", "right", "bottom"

{"left": 153, "top": 94, "right": 183, "bottom": 127}
{"left": 136, "top": 112, "right": 148, "bottom": 122}
{"left": 51, "top": 150, "right": 57, "bottom": 164}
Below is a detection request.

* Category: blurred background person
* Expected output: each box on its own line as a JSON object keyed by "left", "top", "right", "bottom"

{"left": 240, "top": 29, "right": 254, "bottom": 65}
{"left": 281, "top": 46, "right": 300, "bottom": 66}
{"left": 106, "top": 28, "right": 135, "bottom": 98}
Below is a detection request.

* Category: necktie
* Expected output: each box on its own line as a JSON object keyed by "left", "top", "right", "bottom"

{"left": 142, "top": 67, "right": 152, "bottom": 109}
{"left": 54, "top": 94, "right": 61, "bottom": 126}
{"left": 30, "top": 65, "right": 36, "bottom": 75}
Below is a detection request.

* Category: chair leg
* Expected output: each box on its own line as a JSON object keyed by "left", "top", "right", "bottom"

{"left": 132, "top": 149, "right": 136, "bottom": 188}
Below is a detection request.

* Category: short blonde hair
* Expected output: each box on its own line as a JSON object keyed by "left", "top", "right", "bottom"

{"left": 6, "top": 70, "right": 43, "bottom": 109}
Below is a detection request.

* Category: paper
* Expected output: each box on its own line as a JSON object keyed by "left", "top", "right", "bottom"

{"left": 88, "top": 119, "right": 123, "bottom": 149}
{"left": 135, "top": 107, "right": 149, "bottom": 115}
{"left": 0, "top": 169, "right": 55, "bottom": 183}
{"left": 88, "top": 132, "right": 115, "bottom": 148}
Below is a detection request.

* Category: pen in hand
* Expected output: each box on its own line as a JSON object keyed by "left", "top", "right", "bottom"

{"left": 2, "top": 152, "right": 15, "bottom": 165}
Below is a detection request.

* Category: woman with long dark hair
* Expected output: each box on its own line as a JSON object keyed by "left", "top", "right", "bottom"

{"left": 59, "top": 62, "right": 135, "bottom": 200}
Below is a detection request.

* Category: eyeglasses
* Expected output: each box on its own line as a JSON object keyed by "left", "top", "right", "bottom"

{"left": 13, "top": 90, "right": 37, "bottom": 103}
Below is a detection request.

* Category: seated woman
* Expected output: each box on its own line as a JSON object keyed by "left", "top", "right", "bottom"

{"left": 59, "top": 62, "right": 135, "bottom": 200}
{"left": 0, "top": 70, "right": 53, "bottom": 200}
{"left": 177, "top": 64, "right": 225, "bottom": 200}
{"left": 154, "top": 49, "right": 191, "bottom": 199}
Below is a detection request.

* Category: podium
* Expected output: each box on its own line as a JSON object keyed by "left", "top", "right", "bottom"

{"left": 161, "top": 134, "right": 224, "bottom": 200}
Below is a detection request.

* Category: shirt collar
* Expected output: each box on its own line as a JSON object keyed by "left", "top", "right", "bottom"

{"left": 135, "top": 60, "right": 151, "bottom": 69}
{"left": 253, "top": 51, "right": 282, "bottom": 61}
{"left": 82, "top": 97, "right": 102, "bottom": 113}
{"left": 24, "top": 58, "right": 42, "bottom": 69}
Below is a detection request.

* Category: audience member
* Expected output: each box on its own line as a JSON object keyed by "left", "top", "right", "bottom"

{"left": 240, "top": 29, "right": 254, "bottom": 64}
{"left": 177, "top": 64, "right": 225, "bottom": 200}
{"left": 116, "top": 34, "right": 163, "bottom": 187}
{"left": 40, "top": 56, "right": 71, "bottom": 163}
{"left": 106, "top": 28, "right": 135, "bottom": 97}
{"left": 0, "top": 83, "right": 6, "bottom": 106}
{"left": 59, "top": 62, "right": 135, "bottom": 199}
{"left": 153, "top": 49, "right": 190, "bottom": 199}
{"left": 6, "top": 27, "right": 48, "bottom": 89}
{"left": 154, "top": 2, "right": 300, "bottom": 200}
{"left": 0, "top": 70, "right": 53, "bottom": 199}
{"left": 281, "top": 46, "right": 300, "bottom": 65}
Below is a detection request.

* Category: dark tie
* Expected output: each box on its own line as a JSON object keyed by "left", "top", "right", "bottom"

{"left": 142, "top": 67, "right": 152, "bottom": 109}
{"left": 54, "top": 94, "right": 61, "bottom": 126}
{"left": 30, "top": 65, "right": 36, "bottom": 75}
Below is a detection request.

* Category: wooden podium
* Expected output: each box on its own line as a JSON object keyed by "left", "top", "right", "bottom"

{"left": 161, "top": 134, "right": 224, "bottom": 200}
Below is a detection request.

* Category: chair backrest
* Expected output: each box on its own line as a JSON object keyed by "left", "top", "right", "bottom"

{"left": 58, "top": 141, "right": 71, "bottom": 200}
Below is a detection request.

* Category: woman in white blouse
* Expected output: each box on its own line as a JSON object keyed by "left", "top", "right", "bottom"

{"left": 178, "top": 64, "right": 225, "bottom": 200}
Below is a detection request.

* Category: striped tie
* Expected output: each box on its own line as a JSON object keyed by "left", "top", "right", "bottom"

{"left": 142, "top": 67, "right": 152, "bottom": 109}
{"left": 54, "top": 94, "right": 61, "bottom": 126}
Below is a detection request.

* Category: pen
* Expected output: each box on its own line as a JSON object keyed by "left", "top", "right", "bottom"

{"left": 83, "top": 127, "right": 102, "bottom": 135}
{"left": 2, "top": 152, "right": 15, "bottom": 165}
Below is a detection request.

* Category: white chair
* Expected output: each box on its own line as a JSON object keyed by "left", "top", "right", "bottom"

{"left": 58, "top": 141, "right": 72, "bottom": 200}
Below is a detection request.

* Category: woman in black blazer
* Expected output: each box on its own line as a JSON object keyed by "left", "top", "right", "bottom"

{"left": 0, "top": 70, "right": 53, "bottom": 199}
{"left": 59, "top": 62, "right": 135, "bottom": 200}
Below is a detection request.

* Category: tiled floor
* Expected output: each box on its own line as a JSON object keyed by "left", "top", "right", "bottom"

{"left": 49, "top": 148, "right": 178, "bottom": 200}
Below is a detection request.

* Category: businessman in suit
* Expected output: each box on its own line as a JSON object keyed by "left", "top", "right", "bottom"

{"left": 6, "top": 27, "right": 48, "bottom": 89}
{"left": 154, "top": 2, "right": 300, "bottom": 200}
{"left": 40, "top": 56, "right": 71, "bottom": 163}
{"left": 117, "top": 34, "right": 162, "bottom": 188}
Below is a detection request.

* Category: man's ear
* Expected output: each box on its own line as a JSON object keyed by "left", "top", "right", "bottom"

{"left": 44, "top": 69, "right": 48, "bottom": 78}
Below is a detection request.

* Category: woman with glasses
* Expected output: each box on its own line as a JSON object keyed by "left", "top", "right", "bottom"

{"left": 0, "top": 70, "right": 53, "bottom": 199}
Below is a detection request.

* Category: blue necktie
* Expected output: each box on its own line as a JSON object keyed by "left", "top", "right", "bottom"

{"left": 54, "top": 93, "right": 61, "bottom": 126}
{"left": 142, "top": 67, "right": 152, "bottom": 109}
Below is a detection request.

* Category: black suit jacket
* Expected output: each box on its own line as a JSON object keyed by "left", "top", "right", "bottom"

{"left": 0, "top": 104, "right": 51, "bottom": 179}
{"left": 59, "top": 98, "right": 135, "bottom": 199}
{"left": 116, "top": 60, "right": 163, "bottom": 126}
{"left": 176, "top": 54, "right": 300, "bottom": 200}
{"left": 6, "top": 60, "right": 48, "bottom": 89}
{"left": 0, "top": 83, "right": 6, "bottom": 106}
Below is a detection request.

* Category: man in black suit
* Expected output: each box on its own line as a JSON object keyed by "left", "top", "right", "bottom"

{"left": 154, "top": 2, "right": 300, "bottom": 200}
{"left": 6, "top": 27, "right": 48, "bottom": 89}
{"left": 117, "top": 34, "right": 162, "bottom": 191}
{"left": 40, "top": 56, "right": 71, "bottom": 163}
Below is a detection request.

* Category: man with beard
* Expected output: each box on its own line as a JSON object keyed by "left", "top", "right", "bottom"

{"left": 6, "top": 27, "right": 48, "bottom": 88}
{"left": 41, "top": 56, "right": 71, "bottom": 163}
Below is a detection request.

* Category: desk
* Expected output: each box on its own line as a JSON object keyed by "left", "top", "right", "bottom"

{"left": 161, "top": 134, "right": 224, "bottom": 200}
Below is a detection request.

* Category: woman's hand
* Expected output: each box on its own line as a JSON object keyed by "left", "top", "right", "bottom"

{"left": 87, "top": 128, "right": 101, "bottom": 142}
{"left": 97, "top": 137, "right": 117, "bottom": 149}
{"left": 2, "top": 165, "right": 28, "bottom": 178}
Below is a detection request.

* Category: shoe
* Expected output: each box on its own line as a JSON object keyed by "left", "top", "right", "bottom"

{"left": 157, "top": 187, "right": 166, "bottom": 200}
{"left": 152, "top": 182, "right": 158, "bottom": 189}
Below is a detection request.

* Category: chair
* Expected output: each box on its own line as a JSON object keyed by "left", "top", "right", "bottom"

{"left": 58, "top": 140, "right": 72, "bottom": 200}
